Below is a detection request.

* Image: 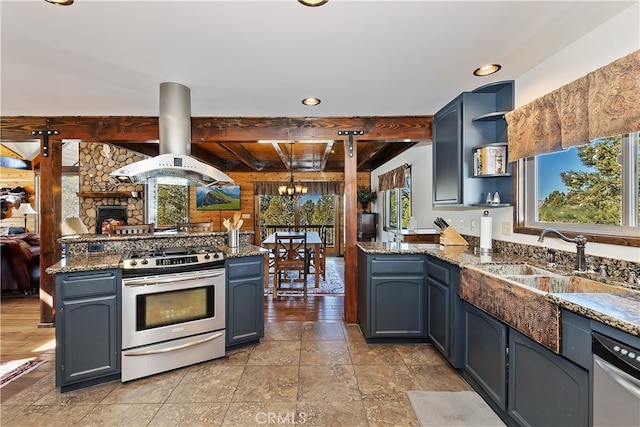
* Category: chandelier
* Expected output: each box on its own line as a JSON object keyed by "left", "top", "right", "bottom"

{"left": 278, "top": 142, "right": 308, "bottom": 196}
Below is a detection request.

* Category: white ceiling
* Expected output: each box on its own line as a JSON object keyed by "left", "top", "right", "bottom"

{"left": 1, "top": 0, "right": 635, "bottom": 119}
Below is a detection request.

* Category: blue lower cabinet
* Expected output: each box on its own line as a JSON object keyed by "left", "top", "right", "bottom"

{"left": 357, "top": 250, "right": 427, "bottom": 340}
{"left": 462, "top": 302, "right": 508, "bottom": 411}
{"left": 55, "top": 269, "right": 121, "bottom": 392}
{"left": 225, "top": 256, "right": 265, "bottom": 348}
{"left": 508, "top": 328, "right": 589, "bottom": 427}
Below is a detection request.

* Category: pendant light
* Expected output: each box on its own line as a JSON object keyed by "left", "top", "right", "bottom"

{"left": 278, "top": 142, "right": 308, "bottom": 196}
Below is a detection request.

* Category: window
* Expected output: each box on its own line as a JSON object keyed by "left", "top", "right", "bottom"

{"left": 517, "top": 132, "right": 639, "bottom": 244}
{"left": 385, "top": 168, "right": 412, "bottom": 230}
{"left": 147, "top": 178, "right": 188, "bottom": 227}
{"left": 258, "top": 193, "right": 336, "bottom": 247}
{"left": 61, "top": 174, "right": 79, "bottom": 220}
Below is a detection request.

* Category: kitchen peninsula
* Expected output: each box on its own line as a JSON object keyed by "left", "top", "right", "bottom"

{"left": 47, "top": 230, "right": 267, "bottom": 392}
{"left": 357, "top": 241, "right": 639, "bottom": 426}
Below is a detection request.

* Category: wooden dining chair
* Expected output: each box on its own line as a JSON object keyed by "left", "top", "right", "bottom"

{"left": 176, "top": 222, "right": 212, "bottom": 232}
{"left": 110, "top": 223, "right": 154, "bottom": 235}
{"left": 273, "top": 232, "right": 308, "bottom": 299}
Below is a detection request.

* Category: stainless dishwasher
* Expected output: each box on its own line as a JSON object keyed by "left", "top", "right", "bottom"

{"left": 592, "top": 331, "right": 640, "bottom": 426}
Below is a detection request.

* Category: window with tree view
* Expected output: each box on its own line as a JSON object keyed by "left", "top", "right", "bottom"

{"left": 522, "top": 132, "right": 639, "bottom": 237}
{"left": 259, "top": 193, "right": 336, "bottom": 246}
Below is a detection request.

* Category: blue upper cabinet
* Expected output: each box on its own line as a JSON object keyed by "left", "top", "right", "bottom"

{"left": 432, "top": 81, "right": 514, "bottom": 207}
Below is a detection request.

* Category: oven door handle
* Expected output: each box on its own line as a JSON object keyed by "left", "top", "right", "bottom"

{"left": 123, "top": 332, "right": 224, "bottom": 356}
{"left": 124, "top": 270, "right": 224, "bottom": 286}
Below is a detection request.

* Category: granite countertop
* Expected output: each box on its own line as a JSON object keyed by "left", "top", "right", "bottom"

{"left": 357, "top": 241, "right": 640, "bottom": 337}
{"left": 46, "top": 244, "right": 267, "bottom": 274}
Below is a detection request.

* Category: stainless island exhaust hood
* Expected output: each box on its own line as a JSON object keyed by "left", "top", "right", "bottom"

{"left": 110, "top": 82, "right": 233, "bottom": 186}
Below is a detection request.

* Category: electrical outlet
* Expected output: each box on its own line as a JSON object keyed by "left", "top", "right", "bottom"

{"left": 470, "top": 220, "right": 476, "bottom": 231}
{"left": 459, "top": 219, "right": 464, "bottom": 230}
{"left": 242, "top": 213, "right": 250, "bottom": 219}
{"left": 502, "top": 221, "right": 512, "bottom": 235}
{"left": 445, "top": 218, "right": 452, "bottom": 227}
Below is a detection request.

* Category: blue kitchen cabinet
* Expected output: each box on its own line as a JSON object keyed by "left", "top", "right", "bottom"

{"left": 357, "top": 249, "right": 427, "bottom": 340}
{"left": 225, "top": 255, "right": 265, "bottom": 348}
{"left": 426, "top": 255, "right": 464, "bottom": 368}
{"left": 55, "top": 269, "right": 121, "bottom": 392}
{"left": 433, "top": 81, "right": 514, "bottom": 207}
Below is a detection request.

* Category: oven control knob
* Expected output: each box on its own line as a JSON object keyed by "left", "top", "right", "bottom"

{"left": 204, "top": 254, "right": 210, "bottom": 260}
{"left": 141, "top": 259, "right": 149, "bottom": 265}
{"left": 213, "top": 253, "right": 220, "bottom": 259}
{"left": 130, "top": 260, "right": 137, "bottom": 266}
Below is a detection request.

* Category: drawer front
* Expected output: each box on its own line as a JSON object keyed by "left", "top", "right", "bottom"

{"left": 371, "top": 256, "right": 425, "bottom": 275}
{"left": 227, "top": 256, "right": 263, "bottom": 280}
{"left": 58, "top": 270, "right": 119, "bottom": 299}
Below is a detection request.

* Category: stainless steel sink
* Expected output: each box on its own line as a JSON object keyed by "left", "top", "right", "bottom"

{"left": 502, "top": 274, "right": 632, "bottom": 294}
{"left": 476, "top": 263, "right": 557, "bottom": 276}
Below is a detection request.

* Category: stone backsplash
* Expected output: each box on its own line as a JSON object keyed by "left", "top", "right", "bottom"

{"left": 464, "top": 235, "right": 639, "bottom": 282}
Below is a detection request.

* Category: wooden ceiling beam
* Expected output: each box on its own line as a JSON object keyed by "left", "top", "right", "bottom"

{"left": 1, "top": 116, "right": 432, "bottom": 142}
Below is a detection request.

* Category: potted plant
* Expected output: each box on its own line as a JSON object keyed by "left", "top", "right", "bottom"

{"left": 357, "top": 186, "right": 377, "bottom": 210}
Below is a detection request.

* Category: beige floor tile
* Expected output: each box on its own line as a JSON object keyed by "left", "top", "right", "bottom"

{"left": 0, "top": 404, "right": 96, "bottom": 427}
{"left": 406, "top": 364, "right": 472, "bottom": 391}
{"left": 100, "top": 369, "right": 185, "bottom": 404}
{"left": 233, "top": 365, "right": 299, "bottom": 402}
{"left": 302, "top": 321, "right": 346, "bottom": 340}
{"left": 263, "top": 321, "right": 304, "bottom": 341}
{"left": 297, "top": 365, "right": 361, "bottom": 402}
{"left": 348, "top": 342, "right": 406, "bottom": 365}
{"left": 33, "top": 379, "right": 119, "bottom": 405}
{"left": 76, "top": 403, "right": 162, "bottom": 426}
{"left": 354, "top": 364, "right": 419, "bottom": 401}
{"left": 343, "top": 323, "right": 367, "bottom": 343}
{"left": 296, "top": 400, "right": 369, "bottom": 426}
{"left": 148, "top": 402, "right": 229, "bottom": 426}
{"left": 223, "top": 401, "right": 300, "bottom": 426}
{"left": 363, "top": 397, "right": 421, "bottom": 427}
{"left": 247, "top": 340, "right": 301, "bottom": 366}
{"left": 167, "top": 364, "right": 244, "bottom": 403}
{"left": 300, "top": 340, "right": 351, "bottom": 365}
{"left": 218, "top": 346, "right": 253, "bottom": 365}
{"left": 395, "top": 343, "right": 450, "bottom": 365}
{"left": 2, "top": 372, "right": 57, "bottom": 406}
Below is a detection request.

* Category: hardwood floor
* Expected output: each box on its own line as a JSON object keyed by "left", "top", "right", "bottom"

{"left": 265, "top": 295, "right": 344, "bottom": 322}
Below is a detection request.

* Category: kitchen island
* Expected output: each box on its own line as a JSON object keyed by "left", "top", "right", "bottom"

{"left": 47, "top": 233, "right": 267, "bottom": 392}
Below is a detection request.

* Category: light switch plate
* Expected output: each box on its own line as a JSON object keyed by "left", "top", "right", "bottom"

{"left": 502, "top": 221, "right": 512, "bottom": 235}
{"left": 242, "top": 214, "right": 250, "bottom": 219}
{"left": 470, "top": 220, "right": 476, "bottom": 231}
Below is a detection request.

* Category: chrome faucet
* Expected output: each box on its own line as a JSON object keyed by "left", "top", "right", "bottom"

{"left": 538, "top": 229, "right": 588, "bottom": 272}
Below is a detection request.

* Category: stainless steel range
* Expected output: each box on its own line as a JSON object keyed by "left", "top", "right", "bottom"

{"left": 120, "top": 247, "right": 226, "bottom": 382}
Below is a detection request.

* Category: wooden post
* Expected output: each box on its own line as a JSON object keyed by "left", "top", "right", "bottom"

{"left": 37, "top": 134, "right": 62, "bottom": 326}
{"left": 343, "top": 133, "right": 358, "bottom": 323}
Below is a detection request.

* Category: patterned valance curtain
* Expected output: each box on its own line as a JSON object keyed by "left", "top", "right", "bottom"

{"left": 378, "top": 165, "right": 408, "bottom": 191}
{"left": 253, "top": 181, "right": 342, "bottom": 196}
{"left": 505, "top": 49, "right": 640, "bottom": 161}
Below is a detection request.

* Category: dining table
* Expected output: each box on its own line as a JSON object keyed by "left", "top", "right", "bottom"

{"left": 261, "top": 231, "right": 323, "bottom": 288}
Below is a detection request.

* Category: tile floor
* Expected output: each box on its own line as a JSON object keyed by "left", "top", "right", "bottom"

{"left": 1, "top": 321, "right": 471, "bottom": 426}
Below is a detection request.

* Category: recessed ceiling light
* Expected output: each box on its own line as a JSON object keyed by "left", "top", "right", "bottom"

{"left": 44, "top": 0, "right": 74, "bottom": 5}
{"left": 298, "top": 0, "right": 329, "bottom": 7}
{"left": 473, "top": 64, "right": 502, "bottom": 76}
{"left": 302, "top": 97, "right": 321, "bottom": 106}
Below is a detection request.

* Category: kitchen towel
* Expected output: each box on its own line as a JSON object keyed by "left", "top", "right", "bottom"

{"left": 480, "top": 213, "right": 492, "bottom": 252}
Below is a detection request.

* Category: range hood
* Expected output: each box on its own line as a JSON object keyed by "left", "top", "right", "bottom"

{"left": 110, "top": 82, "right": 233, "bottom": 186}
